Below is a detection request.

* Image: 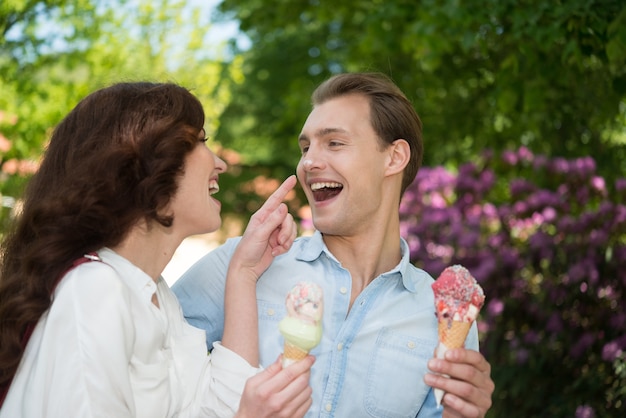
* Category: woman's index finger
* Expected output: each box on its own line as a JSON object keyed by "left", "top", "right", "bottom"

{"left": 262, "top": 175, "right": 297, "bottom": 210}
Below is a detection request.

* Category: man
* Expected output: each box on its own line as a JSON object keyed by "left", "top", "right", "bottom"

{"left": 173, "top": 72, "right": 494, "bottom": 417}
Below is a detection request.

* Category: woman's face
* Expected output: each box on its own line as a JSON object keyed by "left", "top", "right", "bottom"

{"left": 166, "top": 132, "right": 227, "bottom": 238}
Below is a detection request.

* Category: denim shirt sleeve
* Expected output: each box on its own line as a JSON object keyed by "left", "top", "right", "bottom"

{"left": 172, "top": 238, "right": 241, "bottom": 349}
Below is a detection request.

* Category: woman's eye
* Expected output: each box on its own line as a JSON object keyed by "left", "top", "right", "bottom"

{"left": 199, "top": 137, "right": 209, "bottom": 143}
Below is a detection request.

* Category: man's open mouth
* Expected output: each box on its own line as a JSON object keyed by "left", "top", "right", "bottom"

{"left": 310, "top": 182, "right": 343, "bottom": 201}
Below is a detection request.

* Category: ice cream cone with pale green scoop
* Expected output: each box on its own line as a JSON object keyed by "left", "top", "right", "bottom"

{"left": 279, "top": 282, "right": 323, "bottom": 367}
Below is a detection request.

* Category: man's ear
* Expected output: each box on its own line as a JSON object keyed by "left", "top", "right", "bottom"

{"left": 385, "top": 139, "right": 410, "bottom": 176}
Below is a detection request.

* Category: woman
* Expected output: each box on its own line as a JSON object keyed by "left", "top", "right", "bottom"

{"left": 0, "top": 82, "right": 313, "bottom": 417}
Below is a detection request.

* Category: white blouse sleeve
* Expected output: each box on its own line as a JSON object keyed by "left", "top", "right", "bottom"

{"left": 159, "top": 282, "right": 262, "bottom": 418}
{"left": 190, "top": 342, "right": 262, "bottom": 418}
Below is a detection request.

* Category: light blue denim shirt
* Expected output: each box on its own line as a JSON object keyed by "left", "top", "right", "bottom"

{"left": 173, "top": 231, "right": 479, "bottom": 418}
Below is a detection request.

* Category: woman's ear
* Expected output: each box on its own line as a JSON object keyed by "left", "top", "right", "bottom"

{"left": 385, "top": 139, "right": 411, "bottom": 176}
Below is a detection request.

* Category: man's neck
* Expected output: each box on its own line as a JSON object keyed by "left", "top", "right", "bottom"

{"left": 323, "top": 221, "right": 402, "bottom": 308}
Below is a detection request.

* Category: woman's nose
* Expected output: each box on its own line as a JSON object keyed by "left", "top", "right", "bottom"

{"left": 214, "top": 154, "right": 227, "bottom": 172}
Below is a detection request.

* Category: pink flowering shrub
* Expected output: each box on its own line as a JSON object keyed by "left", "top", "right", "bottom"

{"left": 400, "top": 148, "right": 625, "bottom": 417}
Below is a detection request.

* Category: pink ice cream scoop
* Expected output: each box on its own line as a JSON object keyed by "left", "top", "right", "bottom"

{"left": 431, "top": 265, "right": 485, "bottom": 407}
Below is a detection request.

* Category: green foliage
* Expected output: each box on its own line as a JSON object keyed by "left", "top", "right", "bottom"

{"left": 214, "top": 0, "right": 626, "bottom": 187}
{"left": 0, "top": 0, "right": 238, "bottom": 232}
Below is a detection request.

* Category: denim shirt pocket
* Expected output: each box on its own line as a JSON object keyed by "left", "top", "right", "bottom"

{"left": 364, "top": 327, "right": 433, "bottom": 418}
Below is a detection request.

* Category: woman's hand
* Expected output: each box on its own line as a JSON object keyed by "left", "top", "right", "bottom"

{"left": 424, "top": 348, "right": 494, "bottom": 417}
{"left": 230, "top": 175, "right": 298, "bottom": 283}
{"left": 222, "top": 175, "right": 298, "bottom": 366}
{"left": 236, "top": 355, "right": 315, "bottom": 418}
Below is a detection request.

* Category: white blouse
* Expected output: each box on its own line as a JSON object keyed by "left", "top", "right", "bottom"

{"left": 1, "top": 248, "right": 259, "bottom": 418}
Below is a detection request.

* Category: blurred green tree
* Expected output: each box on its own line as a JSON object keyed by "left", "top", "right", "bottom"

{"left": 214, "top": 0, "right": 626, "bottom": 190}
{"left": 0, "top": 0, "right": 239, "bottom": 232}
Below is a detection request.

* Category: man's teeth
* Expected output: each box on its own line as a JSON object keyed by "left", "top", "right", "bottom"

{"left": 311, "top": 182, "right": 342, "bottom": 191}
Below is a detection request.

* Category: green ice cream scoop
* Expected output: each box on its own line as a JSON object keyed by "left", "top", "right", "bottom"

{"left": 279, "top": 281, "right": 324, "bottom": 365}
{"left": 279, "top": 316, "right": 323, "bottom": 350}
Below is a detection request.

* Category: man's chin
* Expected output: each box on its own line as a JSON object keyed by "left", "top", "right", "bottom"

{"left": 312, "top": 218, "right": 340, "bottom": 236}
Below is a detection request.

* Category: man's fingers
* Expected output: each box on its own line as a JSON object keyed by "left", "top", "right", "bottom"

{"left": 425, "top": 348, "right": 494, "bottom": 418}
{"left": 429, "top": 349, "right": 491, "bottom": 382}
{"left": 445, "top": 348, "right": 491, "bottom": 373}
{"left": 429, "top": 358, "right": 479, "bottom": 383}
{"left": 424, "top": 371, "right": 488, "bottom": 418}
{"left": 441, "top": 391, "right": 484, "bottom": 418}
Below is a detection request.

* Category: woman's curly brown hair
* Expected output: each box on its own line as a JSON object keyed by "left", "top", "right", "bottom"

{"left": 0, "top": 82, "right": 205, "bottom": 391}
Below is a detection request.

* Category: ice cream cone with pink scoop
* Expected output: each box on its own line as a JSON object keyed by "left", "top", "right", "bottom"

{"left": 279, "top": 282, "right": 323, "bottom": 367}
{"left": 431, "top": 265, "right": 485, "bottom": 407}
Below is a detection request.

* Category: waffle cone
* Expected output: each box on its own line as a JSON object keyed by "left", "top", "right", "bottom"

{"left": 438, "top": 320, "right": 471, "bottom": 349}
{"left": 282, "top": 342, "right": 308, "bottom": 366}
{"left": 434, "top": 320, "right": 472, "bottom": 407}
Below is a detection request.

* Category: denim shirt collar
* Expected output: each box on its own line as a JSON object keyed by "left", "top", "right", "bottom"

{"left": 296, "top": 230, "right": 421, "bottom": 293}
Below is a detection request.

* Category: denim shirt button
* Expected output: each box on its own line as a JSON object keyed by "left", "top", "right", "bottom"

{"left": 337, "top": 342, "right": 344, "bottom": 351}
{"left": 339, "top": 286, "right": 348, "bottom": 294}
{"left": 407, "top": 341, "right": 416, "bottom": 349}
{"left": 325, "top": 403, "right": 332, "bottom": 412}
{"left": 266, "top": 308, "right": 275, "bottom": 316}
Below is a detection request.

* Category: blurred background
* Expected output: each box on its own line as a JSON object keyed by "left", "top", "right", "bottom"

{"left": 1, "top": 0, "right": 625, "bottom": 416}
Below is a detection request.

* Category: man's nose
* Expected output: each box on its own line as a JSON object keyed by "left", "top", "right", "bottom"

{"left": 301, "top": 147, "right": 325, "bottom": 170}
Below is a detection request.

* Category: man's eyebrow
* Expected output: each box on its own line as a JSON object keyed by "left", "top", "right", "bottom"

{"left": 298, "top": 127, "right": 348, "bottom": 142}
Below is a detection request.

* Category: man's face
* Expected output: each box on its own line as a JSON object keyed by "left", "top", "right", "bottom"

{"left": 296, "top": 94, "right": 389, "bottom": 236}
